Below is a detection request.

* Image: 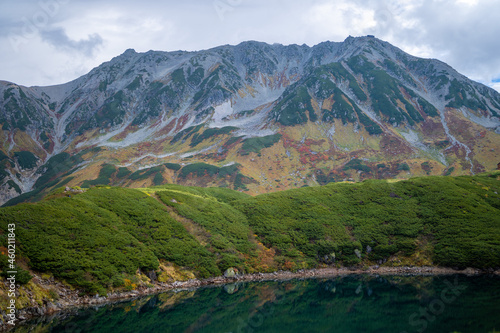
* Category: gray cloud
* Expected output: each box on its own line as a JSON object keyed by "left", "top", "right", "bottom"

{"left": 40, "top": 28, "right": 103, "bottom": 57}
{"left": 370, "top": 0, "right": 500, "bottom": 83}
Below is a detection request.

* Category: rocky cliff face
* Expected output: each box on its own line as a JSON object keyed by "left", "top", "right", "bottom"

{"left": 1, "top": 36, "right": 500, "bottom": 205}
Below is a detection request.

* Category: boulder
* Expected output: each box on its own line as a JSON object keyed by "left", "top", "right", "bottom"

{"left": 224, "top": 268, "right": 237, "bottom": 278}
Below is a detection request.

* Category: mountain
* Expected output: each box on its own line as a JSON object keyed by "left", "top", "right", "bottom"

{"left": 1, "top": 36, "right": 500, "bottom": 205}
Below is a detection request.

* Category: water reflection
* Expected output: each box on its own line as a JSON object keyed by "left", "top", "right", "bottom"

{"left": 16, "top": 275, "right": 500, "bottom": 333}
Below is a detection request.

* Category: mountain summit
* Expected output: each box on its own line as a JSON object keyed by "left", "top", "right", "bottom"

{"left": 1, "top": 36, "right": 499, "bottom": 205}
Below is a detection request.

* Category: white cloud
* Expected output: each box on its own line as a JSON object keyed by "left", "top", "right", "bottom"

{"left": 303, "top": 1, "right": 377, "bottom": 41}
{"left": 490, "top": 82, "right": 500, "bottom": 93}
{"left": 455, "top": 0, "right": 479, "bottom": 6}
{"left": 0, "top": 0, "right": 499, "bottom": 92}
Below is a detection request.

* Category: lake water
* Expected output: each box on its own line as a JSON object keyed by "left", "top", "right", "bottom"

{"left": 16, "top": 275, "right": 500, "bottom": 333}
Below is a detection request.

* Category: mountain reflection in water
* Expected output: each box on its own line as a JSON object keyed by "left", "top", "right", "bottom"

{"left": 17, "top": 275, "right": 500, "bottom": 333}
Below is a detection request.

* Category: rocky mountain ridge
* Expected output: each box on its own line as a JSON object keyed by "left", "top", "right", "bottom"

{"left": 1, "top": 36, "right": 499, "bottom": 205}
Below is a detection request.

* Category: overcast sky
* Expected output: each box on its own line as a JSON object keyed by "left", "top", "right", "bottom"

{"left": 1, "top": 0, "right": 499, "bottom": 92}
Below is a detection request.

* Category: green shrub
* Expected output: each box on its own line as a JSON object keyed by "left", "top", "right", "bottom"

{"left": 156, "top": 186, "right": 255, "bottom": 273}
{"left": 189, "top": 126, "right": 238, "bottom": 147}
{"left": 126, "top": 76, "right": 142, "bottom": 91}
{"left": 0, "top": 187, "right": 223, "bottom": 291}
{"left": 170, "top": 124, "right": 203, "bottom": 144}
{"left": 0, "top": 256, "right": 32, "bottom": 285}
{"left": 14, "top": 151, "right": 38, "bottom": 169}
{"left": 153, "top": 172, "right": 164, "bottom": 186}
{"left": 271, "top": 85, "right": 315, "bottom": 126}
{"left": 1, "top": 174, "right": 498, "bottom": 295}
{"left": 444, "top": 167, "right": 455, "bottom": 176}
{"left": 6, "top": 180, "right": 21, "bottom": 194}
{"left": 116, "top": 167, "right": 131, "bottom": 178}
{"left": 343, "top": 159, "right": 371, "bottom": 173}
{"left": 239, "top": 134, "right": 281, "bottom": 155}
{"left": 397, "top": 163, "right": 410, "bottom": 171}
{"left": 165, "top": 163, "right": 181, "bottom": 171}
{"left": 81, "top": 164, "right": 116, "bottom": 187}
{"left": 233, "top": 175, "right": 500, "bottom": 269}
{"left": 179, "top": 163, "right": 219, "bottom": 178}
{"left": 129, "top": 166, "right": 163, "bottom": 181}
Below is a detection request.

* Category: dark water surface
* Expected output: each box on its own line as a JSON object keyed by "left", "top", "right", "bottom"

{"left": 16, "top": 275, "right": 500, "bottom": 332}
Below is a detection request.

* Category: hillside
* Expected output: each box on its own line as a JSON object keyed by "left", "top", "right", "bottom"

{"left": 1, "top": 36, "right": 500, "bottom": 205}
{"left": 1, "top": 173, "right": 499, "bottom": 309}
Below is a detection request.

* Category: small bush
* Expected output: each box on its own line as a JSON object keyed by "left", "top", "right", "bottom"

{"left": 14, "top": 151, "right": 38, "bottom": 169}
{"left": 397, "top": 163, "right": 410, "bottom": 171}
{"left": 165, "top": 163, "right": 181, "bottom": 171}
{"left": 239, "top": 134, "right": 281, "bottom": 155}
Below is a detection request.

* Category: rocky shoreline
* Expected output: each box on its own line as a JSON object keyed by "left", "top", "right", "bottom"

{"left": 2, "top": 265, "right": 497, "bottom": 331}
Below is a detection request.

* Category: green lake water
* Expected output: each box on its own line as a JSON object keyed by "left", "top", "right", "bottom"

{"left": 16, "top": 275, "right": 500, "bottom": 333}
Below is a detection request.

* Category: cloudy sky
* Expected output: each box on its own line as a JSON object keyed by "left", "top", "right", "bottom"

{"left": 1, "top": 0, "right": 499, "bottom": 91}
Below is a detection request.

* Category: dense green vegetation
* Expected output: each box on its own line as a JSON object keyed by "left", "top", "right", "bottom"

{"left": 444, "top": 167, "right": 455, "bottom": 176}
{"left": 128, "top": 166, "right": 163, "bottom": 181}
{"left": 347, "top": 55, "right": 432, "bottom": 126}
{"left": 0, "top": 255, "right": 32, "bottom": 285}
{"left": 325, "top": 62, "right": 367, "bottom": 101}
{"left": 397, "top": 163, "right": 410, "bottom": 171}
{"left": 272, "top": 86, "right": 316, "bottom": 125}
{"left": 6, "top": 180, "right": 21, "bottom": 194}
{"left": 445, "top": 78, "right": 488, "bottom": 110}
{"left": 178, "top": 162, "right": 241, "bottom": 180}
{"left": 0, "top": 173, "right": 499, "bottom": 294}
{"left": 189, "top": 126, "right": 238, "bottom": 147}
{"left": 91, "top": 90, "right": 127, "bottom": 130}
{"left": 116, "top": 167, "right": 132, "bottom": 178}
{"left": 191, "top": 63, "right": 240, "bottom": 108}
{"left": 239, "top": 134, "right": 282, "bottom": 155}
{"left": 152, "top": 172, "right": 164, "bottom": 186}
{"left": 0, "top": 188, "right": 220, "bottom": 294}
{"left": 187, "top": 67, "right": 204, "bottom": 86}
{"left": 165, "top": 163, "right": 181, "bottom": 171}
{"left": 1, "top": 86, "right": 50, "bottom": 131}
{"left": 170, "top": 124, "right": 204, "bottom": 144}
{"left": 176, "top": 162, "right": 253, "bottom": 190}
{"left": 131, "top": 80, "right": 183, "bottom": 126}
{"left": 234, "top": 174, "right": 500, "bottom": 269}
{"left": 126, "top": 75, "right": 142, "bottom": 91}
{"left": 170, "top": 68, "right": 186, "bottom": 85}
{"left": 322, "top": 87, "right": 357, "bottom": 124}
{"left": 2, "top": 150, "right": 94, "bottom": 207}
{"left": 343, "top": 158, "right": 372, "bottom": 173}
{"left": 156, "top": 185, "right": 255, "bottom": 272}
{"left": 81, "top": 164, "right": 116, "bottom": 187}
{"left": 13, "top": 151, "right": 38, "bottom": 169}
{"left": 0, "top": 150, "right": 8, "bottom": 163}
{"left": 35, "top": 152, "right": 85, "bottom": 189}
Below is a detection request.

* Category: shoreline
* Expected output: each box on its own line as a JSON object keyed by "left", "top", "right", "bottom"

{"left": 3, "top": 265, "right": 499, "bottom": 330}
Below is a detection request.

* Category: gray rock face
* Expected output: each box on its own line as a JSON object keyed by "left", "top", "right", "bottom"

{"left": 1, "top": 36, "right": 500, "bottom": 205}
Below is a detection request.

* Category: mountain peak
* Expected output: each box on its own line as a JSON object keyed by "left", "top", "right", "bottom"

{"left": 1, "top": 38, "right": 500, "bottom": 205}
{"left": 123, "top": 48, "right": 137, "bottom": 55}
